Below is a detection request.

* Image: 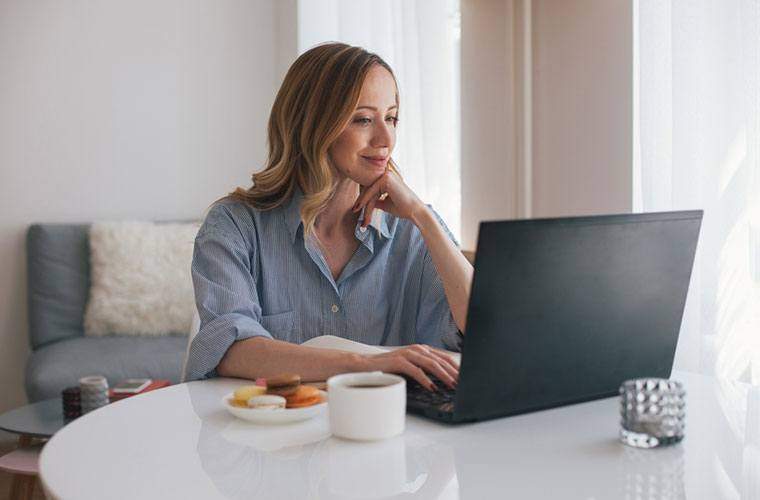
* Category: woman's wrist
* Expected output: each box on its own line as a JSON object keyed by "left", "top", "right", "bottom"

{"left": 410, "top": 203, "right": 433, "bottom": 228}
{"left": 344, "top": 352, "right": 370, "bottom": 373}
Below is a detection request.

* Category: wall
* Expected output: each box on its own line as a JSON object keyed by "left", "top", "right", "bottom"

{"left": 531, "top": 0, "right": 633, "bottom": 218}
{"left": 460, "top": 0, "right": 518, "bottom": 250}
{"left": 0, "top": 0, "right": 290, "bottom": 426}
{"left": 461, "top": 0, "right": 633, "bottom": 249}
{"left": 461, "top": 1, "right": 712, "bottom": 372}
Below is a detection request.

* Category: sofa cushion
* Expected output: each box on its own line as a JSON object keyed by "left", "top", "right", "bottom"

{"left": 26, "top": 224, "right": 91, "bottom": 349}
{"left": 84, "top": 221, "right": 200, "bottom": 337}
{"left": 25, "top": 335, "right": 188, "bottom": 402}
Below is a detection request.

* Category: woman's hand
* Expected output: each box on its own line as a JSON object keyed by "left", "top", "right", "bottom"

{"left": 357, "top": 344, "right": 459, "bottom": 390}
{"left": 352, "top": 166, "right": 426, "bottom": 228}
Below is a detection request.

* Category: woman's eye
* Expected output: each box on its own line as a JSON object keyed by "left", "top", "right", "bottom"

{"left": 353, "top": 116, "right": 399, "bottom": 126}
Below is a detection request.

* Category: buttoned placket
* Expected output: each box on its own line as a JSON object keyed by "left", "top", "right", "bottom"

{"left": 280, "top": 189, "right": 397, "bottom": 342}
{"left": 301, "top": 228, "right": 373, "bottom": 338}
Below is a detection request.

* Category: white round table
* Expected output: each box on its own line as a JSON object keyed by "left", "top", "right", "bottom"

{"left": 39, "top": 371, "right": 760, "bottom": 499}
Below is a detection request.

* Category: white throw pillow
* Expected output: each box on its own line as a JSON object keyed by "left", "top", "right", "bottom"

{"left": 84, "top": 221, "right": 201, "bottom": 337}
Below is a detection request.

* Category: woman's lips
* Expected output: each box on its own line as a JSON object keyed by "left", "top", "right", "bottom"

{"left": 362, "top": 156, "right": 387, "bottom": 168}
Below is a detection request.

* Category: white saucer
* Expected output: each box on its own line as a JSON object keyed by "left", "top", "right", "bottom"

{"left": 222, "top": 390, "right": 328, "bottom": 424}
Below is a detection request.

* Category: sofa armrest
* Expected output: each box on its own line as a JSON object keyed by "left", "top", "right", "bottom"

{"left": 27, "top": 224, "right": 90, "bottom": 349}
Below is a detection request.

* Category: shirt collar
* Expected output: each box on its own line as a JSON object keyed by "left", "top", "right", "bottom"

{"left": 284, "top": 186, "right": 394, "bottom": 243}
{"left": 284, "top": 187, "right": 304, "bottom": 243}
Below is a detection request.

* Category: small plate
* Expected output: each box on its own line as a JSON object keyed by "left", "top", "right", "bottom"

{"left": 222, "top": 390, "right": 328, "bottom": 425}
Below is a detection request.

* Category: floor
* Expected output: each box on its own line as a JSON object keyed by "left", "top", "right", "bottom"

{"left": 0, "top": 438, "right": 46, "bottom": 500}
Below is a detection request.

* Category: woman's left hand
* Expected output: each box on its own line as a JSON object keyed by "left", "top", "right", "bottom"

{"left": 352, "top": 166, "right": 426, "bottom": 227}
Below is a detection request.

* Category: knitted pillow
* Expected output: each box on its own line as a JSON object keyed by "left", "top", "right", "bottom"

{"left": 84, "top": 221, "right": 200, "bottom": 336}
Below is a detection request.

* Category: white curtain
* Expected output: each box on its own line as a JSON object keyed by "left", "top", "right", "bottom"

{"left": 635, "top": 1, "right": 760, "bottom": 384}
{"left": 297, "top": 0, "right": 462, "bottom": 241}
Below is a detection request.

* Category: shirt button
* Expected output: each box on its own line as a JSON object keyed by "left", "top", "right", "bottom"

{"left": 331, "top": 304, "right": 339, "bottom": 313}
{"left": 359, "top": 226, "right": 367, "bottom": 233}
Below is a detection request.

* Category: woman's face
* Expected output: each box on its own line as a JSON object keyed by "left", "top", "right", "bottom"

{"left": 329, "top": 65, "right": 398, "bottom": 186}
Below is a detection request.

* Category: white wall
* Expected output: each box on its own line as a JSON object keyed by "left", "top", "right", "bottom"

{"left": 461, "top": 0, "right": 633, "bottom": 249}
{"left": 0, "top": 0, "right": 291, "bottom": 421}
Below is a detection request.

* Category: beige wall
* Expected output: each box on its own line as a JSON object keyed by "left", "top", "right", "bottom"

{"left": 0, "top": 0, "right": 293, "bottom": 423}
{"left": 461, "top": 0, "right": 519, "bottom": 251}
{"left": 461, "top": 0, "right": 633, "bottom": 249}
{"left": 532, "top": 0, "right": 633, "bottom": 218}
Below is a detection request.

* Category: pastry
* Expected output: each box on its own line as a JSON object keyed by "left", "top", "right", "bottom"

{"left": 266, "top": 373, "right": 301, "bottom": 396}
{"left": 228, "top": 399, "right": 248, "bottom": 408}
{"left": 248, "top": 395, "right": 286, "bottom": 410}
{"left": 232, "top": 385, "right": 266, "bottom": 405}
{"left": 285, "top": 385, "right": 322, "bottom": 408}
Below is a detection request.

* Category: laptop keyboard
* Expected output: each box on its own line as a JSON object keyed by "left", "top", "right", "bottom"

{"left": 406, "top": 377, "right": 457, "bottom": 413}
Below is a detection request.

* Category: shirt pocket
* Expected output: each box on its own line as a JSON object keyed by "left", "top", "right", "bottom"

{"left": 260, "top": 310, "right": 295, "bottom": 338}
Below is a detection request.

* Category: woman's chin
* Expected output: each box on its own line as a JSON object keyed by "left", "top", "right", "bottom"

{"left": 336, "top": 166, "right": 385, "bottom": 187}
{"left": 356, "top": 169, "right": 386, "bottom": 187}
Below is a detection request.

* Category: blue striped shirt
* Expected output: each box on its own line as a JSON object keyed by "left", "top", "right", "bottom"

{"left": 185, "top": 187, "right": 463, "bottom": 381}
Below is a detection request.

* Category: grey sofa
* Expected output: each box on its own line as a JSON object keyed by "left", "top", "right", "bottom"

{"left": 25, "top": 224, "right": 189, "bottom": 402}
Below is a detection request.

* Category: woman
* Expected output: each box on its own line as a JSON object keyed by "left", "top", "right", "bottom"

{"left": 186, "top": 43, "right": 473, "bottom": 391}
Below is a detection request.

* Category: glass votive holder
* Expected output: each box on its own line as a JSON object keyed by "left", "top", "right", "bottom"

{"left": 619, "top": 378, "right": 685, "bottom": 448}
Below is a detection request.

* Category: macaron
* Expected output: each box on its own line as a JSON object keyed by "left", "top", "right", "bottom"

{"left": 233, "top": 385, "right": 267, "bottom": 404}
{"left": 285, "top": 385, "right": 322, "bottom": 409}
{"left": 266, "top": 373, "right": 301, "bottom": 397}
{"left": 228, "top": 398, "right": 248, "bottom": 408}
{"left": 248, "top": 395, "right": 286, "bottom": 410}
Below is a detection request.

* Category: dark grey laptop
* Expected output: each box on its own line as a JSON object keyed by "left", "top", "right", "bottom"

{"left": 406, "top": 210, "right": 703, "bottom": 423}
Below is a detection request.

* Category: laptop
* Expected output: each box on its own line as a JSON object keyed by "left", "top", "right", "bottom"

{"left": 406, "top": 210, "right": 703, "bottom": 423}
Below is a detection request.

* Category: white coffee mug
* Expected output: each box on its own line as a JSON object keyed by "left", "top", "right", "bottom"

{"left": 327, "top": 371, "right": 406, "bottom": 441}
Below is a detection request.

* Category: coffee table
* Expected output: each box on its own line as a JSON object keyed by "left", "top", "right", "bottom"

{"left": 39, "top": 371, "right": 760, "bottom": 499}
{"left": 0, "top": 398, "right": 65, "bottom": 500}
{"left": 0, "top": 399, "right": 65, "bottom": 442}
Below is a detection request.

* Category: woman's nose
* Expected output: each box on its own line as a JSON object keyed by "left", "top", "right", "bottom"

{"left": 370, "top": 120, "right": 393, "bottom": 149}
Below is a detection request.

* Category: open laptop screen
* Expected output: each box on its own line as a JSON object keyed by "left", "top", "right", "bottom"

{"left": 454, "top": 211, "right": 702, "bottom": 422}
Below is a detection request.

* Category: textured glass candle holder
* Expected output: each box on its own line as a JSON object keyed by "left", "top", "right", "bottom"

{"left": 619, "top": 378, "right": 685, "bottom": 448}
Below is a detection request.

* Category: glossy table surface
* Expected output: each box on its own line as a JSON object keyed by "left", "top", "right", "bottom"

{"left": 39, "top": 371, "right": 760, "bottom": 499}
{"left": 0, "top": 398, "right": 64, "bottom": 438}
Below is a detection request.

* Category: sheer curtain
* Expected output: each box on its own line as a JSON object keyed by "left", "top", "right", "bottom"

{"left": 297, "top": 0, "right": 462, "bottom": 240}
{"left": 634, "top": 1, "right": 760, "bottom": 384}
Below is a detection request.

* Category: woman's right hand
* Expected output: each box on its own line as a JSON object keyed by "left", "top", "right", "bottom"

{"left": 357, "top": 344, "right": 459, "bottom": 391}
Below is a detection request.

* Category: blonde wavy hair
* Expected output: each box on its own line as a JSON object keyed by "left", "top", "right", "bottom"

{"left": 220, "top": 42, "right": 401, "bottom": 239}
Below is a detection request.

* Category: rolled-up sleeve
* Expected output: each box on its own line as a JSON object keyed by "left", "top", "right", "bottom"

{"left": 415, "top": 208, "right": 464, "bottom": 352}
{"left": 185, "top": 205, "right": 273, "bottom": 381}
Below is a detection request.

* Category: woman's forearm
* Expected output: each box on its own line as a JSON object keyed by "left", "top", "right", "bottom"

{"left": 217, "top": 336, "right": 364, "bottom": 381}
{"left": 218, "top": 336, "right": 461, "bottom": 389}
{"left": 411, "top": 206, "right": 474, "bottom": 333}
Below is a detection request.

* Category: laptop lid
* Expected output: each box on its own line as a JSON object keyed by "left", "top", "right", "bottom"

{"left": 452, "top": 210, "right": 703, "bottom": 422}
